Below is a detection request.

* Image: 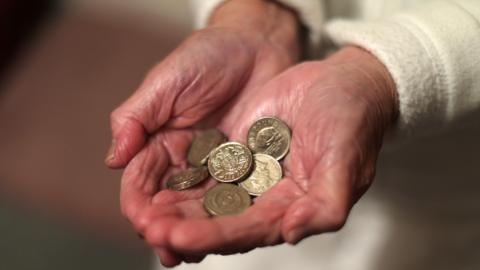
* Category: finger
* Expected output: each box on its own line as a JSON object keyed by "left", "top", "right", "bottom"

{"left": 120, "top": 128, "right": 194, "bottom": 222}
{"left": 120, "top": 133, "right": 170, "bottom": 226}
{"left": 133, "top": 205, "right": 182, "bottom": 236}
{"left": 105, "top": 64, "right": 179, "bottom": 168}
{"left": 281, "top": 158, "right": 354, "bottom": 244}
{"left": 167, "top": 179, "right": 299, "bottom": 255}
{"left": 152, "top": 177, "right": 216, "bottom": 205}
{"left": 144, "top": 198, "right": 211, "bottom": 247}
{"left": 155, "top": 247, "right": 182, "bottom": 268}
{"left": 145, "top": 215, "right": 182, "bottom": 248}
{"left": 142, "top": 198, "right": 209, "bottom": 242}
{"left": 182, "top": 254, "right": 206, "bottom": 264}
{"left": 105, "top": 114, "right": 146, "bottom": 169}
{"left": 170, "top": 211, "right": 279, "bottom": 255}
{"left": 106, "top": 36, "right": 253, "bottom": 168}
{"left": 156, "top": 248, "right": 205, "bottom": 267}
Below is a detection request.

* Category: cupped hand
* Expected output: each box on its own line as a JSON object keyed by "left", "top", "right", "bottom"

{"left": 105, "top": 0, "right": 300, "bottom": 266}
{"left": 128, "top": 46, "right": 398, "bottom": 266}
{"left": 105, "top": 0, "right": 298, "bottom": 169}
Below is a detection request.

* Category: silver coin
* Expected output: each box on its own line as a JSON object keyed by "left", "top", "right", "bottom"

{"left": 208, "top": 142, "right": 253, "bottom": 182}
{"left": 239, "top": 154, "right": 282, "bottom": 196}
{"left": 247, "top": 117, "right": 291, "bottom": 160}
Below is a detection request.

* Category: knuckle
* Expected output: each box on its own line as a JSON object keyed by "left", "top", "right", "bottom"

{"left": 363, "top": 159, "right": 376, "bottom": 177}
{"left": 133, "top": 210, "right": 155, "bottom": 233}
{"left": 324, "top": 203, "right": 348, "bottom": 231}
{"left": 144, "top": 227, "right": 162, "bottom": 245}
{"left": 359, "top": 170, "right": 374, "bottom": 193}
{"left": 110, "top": 108, "right": 143, "bottom": 135}
{"left": 109, "top": 108, "right": 123, "bottom": 126}
{"left": 355, "top": 163, "right": 376, "bottom": 200}
{"left": 362, "top": 158, "right": 377, "bottom": 183}
{"left": 263, "top": 232, "right": 283, "bottom": 246}
{"left": 261, "top": 223, "right": 283, "bottom": 246}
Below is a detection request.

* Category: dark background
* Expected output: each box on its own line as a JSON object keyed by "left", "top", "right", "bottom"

{"left": 0, "top": 1, "right": 191, "bottom": 269}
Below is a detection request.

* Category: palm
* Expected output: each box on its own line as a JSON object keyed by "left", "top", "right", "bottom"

{"left": 123, "top": 60, "right": 386, "bottom": 266}
{"left": 117, "top": 28, "right": 298, "bottom": 265}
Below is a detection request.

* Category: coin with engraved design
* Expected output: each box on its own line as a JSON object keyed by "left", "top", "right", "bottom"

{"left": 203, "top": 183, "right": 251, "bottom": 216}
{"left": 208, "top": 142, "right": 253, "bottom": 182}
{"left": 247, "top": 117, "right": 291, "bottom": 160}
{"left": 239, "top": 154, "right": 282, "bottom": 196}
{"left": 167, "top": 166, "right": 209, "bottom": 191}
{"left": 188, "top": 129, "right": 227, "bottom": 167}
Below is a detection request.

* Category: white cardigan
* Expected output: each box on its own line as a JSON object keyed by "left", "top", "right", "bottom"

{"left": 165, "top": 1, "right": 480, "bottom": 270}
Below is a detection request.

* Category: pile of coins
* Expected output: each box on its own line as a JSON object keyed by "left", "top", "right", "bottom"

{"left": 166, "top": 117, "right": 291, "bottom": 216}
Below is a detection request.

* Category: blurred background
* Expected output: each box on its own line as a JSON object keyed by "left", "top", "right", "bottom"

{"left": 0, "top": 1, "right": 192, "bottom": 269}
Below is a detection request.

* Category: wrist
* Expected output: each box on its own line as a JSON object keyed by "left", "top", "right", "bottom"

{"left": 208, "top": 0, "right": 300, "bottom": 60}
{"left": 326, "top": 46, "right": 399, "bottom": 129}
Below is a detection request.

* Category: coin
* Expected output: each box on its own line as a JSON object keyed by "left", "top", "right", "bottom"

{"left": 247, "top": 117, "right": 291, "bottom": 160}
{"left": 188, "top": 129, "right": 227, "bottom": 167}
{"left": 203, "top": 183, "right": 251, "bottom": 216}
{"left": 166, "top": 166, "right": 209, "bottom": 191}
{"left": 208, "top": 142, "right": 253, "bottom": 182}
{"left": 239, "top": 154, "right": 282, "bottom": 196}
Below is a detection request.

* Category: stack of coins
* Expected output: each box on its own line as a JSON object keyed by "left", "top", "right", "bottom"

{"left": 166, "top": 117, "right": 291, "bottom": 216}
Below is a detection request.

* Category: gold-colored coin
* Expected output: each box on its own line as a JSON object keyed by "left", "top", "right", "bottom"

{"left": 166, "top": 166, "right": 209, "bottom": 191}
{"left": 247, "top": 117, "right": 291, "bottom": 160}
{"left": 188, "top": 129, "right": 227, "bottom": 167}
{"left": 208, "top": 142, "right": 253, "bottom": 182}
{"left": 203, "top": 183, "right": 251, "bottom": 216}
{"left": 239, "top": 154, "right": 282, "bottom": 196}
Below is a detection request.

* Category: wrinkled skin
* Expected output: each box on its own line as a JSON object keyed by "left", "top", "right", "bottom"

{"left": 106, "top": 1, "right": 398, "bottom": 267}
{"left": 105, "top": 0, "right": 299, "bottom": 170}
{"left": 110, "top": 50, "right": 397, "bottom": 267}
{"left": 106, "top": 1, "right": 301, "bottom": 266}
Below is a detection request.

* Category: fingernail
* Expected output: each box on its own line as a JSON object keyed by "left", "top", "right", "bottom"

{"left": 105, "top": 140, "right": 116, "bottom": 164}
{"left": 286, "top": 228, "right": 304, "bottom": 245}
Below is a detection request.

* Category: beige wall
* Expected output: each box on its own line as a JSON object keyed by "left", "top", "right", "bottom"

{"left": 64, "top": 0, "right": 193, "bottom": 33}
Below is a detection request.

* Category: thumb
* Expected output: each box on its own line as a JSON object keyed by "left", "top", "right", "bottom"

{"left": 104, "top": 110, "right": 146, "bottom": 169}
{"left": 105, "top": 48, "right": 252, "bottom": 168}
{"left": 281, "top": 160, "right": 354, "bottom": 244}
{"left": 104, "top": 65, "right": 178, "bottom": 168}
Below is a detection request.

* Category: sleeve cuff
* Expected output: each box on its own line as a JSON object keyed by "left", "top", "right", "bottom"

{"left": 325, "top": 18, "right": 444, "bottom": 139}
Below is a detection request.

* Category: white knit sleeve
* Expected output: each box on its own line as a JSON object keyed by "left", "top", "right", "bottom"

{"left": 189, "top": 0, "right": 324, "bottom": 56}
{"left": 325, "top": 0, "right": 480, "bottom": 139}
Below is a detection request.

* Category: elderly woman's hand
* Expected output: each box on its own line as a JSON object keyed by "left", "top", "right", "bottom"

{"left": 105, "top": 0, "right": 299, "bottom": 169}
{"left": 105, "top": 0, "right": 299, "bottom": 266}
{"left": 133, "top": 46, "right": 398, "bottom": 266}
